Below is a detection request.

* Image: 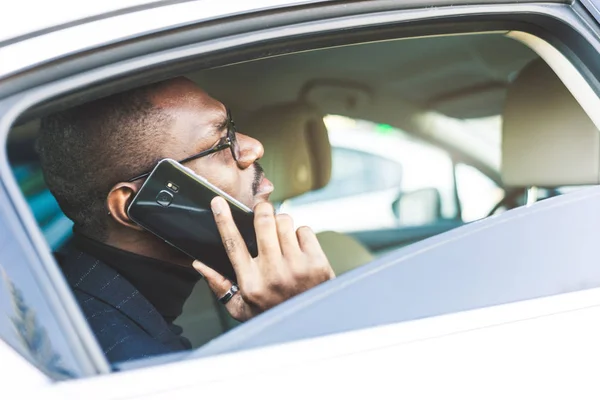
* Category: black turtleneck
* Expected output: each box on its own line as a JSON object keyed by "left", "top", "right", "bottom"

{"left": 72, "top": 233, "right": 201, "bottom": 324}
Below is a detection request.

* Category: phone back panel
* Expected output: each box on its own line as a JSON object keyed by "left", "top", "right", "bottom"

{"left": 127, "top": 159, "right": 256, "bottom": 281}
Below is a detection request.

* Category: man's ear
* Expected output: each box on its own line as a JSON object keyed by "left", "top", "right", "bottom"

{"left": 106, "top": 182, "right": 145, "bottom": 231}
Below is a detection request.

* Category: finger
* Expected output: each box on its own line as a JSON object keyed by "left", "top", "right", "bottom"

{"left": 295, "top": 229, "right": 336, "bottom": 279}
{"left": 296, "top": 226, "right": 325, "bottom": 256}
{"left": 254, "top": 202, "right": 281, "bottom": 259}
{"left": 194, "top": 260, "right": 253, "bottom": 322}
{"left": 211, "top": 197, "right": 251, "bottom": 273}
{"left": 192, "top": 260, "right": 233, "bottom": 298}
{"left": 276, "top": 213, "right": 301, "bottom": 256}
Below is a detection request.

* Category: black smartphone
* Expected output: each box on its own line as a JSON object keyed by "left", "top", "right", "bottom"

{"left": 127, "top": 158, "right": 256, "bottom": 282}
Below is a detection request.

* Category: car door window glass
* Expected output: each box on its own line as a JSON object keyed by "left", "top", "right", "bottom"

{"left": 288, "top": 147, "right": 403, "bottom": 206}
{"left": 281, "top": 117, "right": 457, "bottom": 233}
{"left": 455, "top": 163, "right": 504, "bottom": 222}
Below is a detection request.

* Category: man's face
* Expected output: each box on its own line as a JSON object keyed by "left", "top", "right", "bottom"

{"left": 149, "top": 78, "right": 273, "bottom": 208}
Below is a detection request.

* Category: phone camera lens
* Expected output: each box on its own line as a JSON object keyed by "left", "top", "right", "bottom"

{"left": 156, "top": 190, "right": 173, "bottom": 207}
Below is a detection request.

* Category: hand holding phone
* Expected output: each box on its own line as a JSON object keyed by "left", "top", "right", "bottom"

{"left": 192, "top": 197, "right": 335, "bottom": 322}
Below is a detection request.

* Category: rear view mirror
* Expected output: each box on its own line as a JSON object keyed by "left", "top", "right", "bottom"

{"left": 392, "top": 187, "right": 442, "bottom": 226}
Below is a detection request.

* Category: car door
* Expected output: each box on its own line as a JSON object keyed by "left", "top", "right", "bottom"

{"left": 0, "top": 160, "right": 105, "bottom": 390}
{"left": 3, "top": 0, "right": 600, "bottom": 398}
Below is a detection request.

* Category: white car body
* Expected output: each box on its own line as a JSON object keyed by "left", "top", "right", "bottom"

{"left": 1, "top": 1, "right": 600, "bottom": 399}
{"left": 10, "top": 285, "right": 600, "bottom": 399}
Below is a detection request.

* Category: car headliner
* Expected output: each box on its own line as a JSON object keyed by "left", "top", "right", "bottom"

{"left": 190, "top": 32, "right": 537, "bottom": 120}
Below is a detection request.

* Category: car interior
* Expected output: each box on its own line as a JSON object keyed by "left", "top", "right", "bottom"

{"left": 6, "top": 31, "right": 598, "bottom": 350}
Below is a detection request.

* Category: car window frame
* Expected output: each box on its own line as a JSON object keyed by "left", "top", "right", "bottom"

{"left": 0, "top": 178, "right": 96, "bottom": 380}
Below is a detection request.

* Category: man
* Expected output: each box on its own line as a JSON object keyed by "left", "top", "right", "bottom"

{"left": 37, "top": 77, "right": 335, "bottom": 363}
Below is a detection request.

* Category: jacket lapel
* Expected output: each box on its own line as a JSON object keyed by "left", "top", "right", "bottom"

{"left": 60, "top": 249, "right": 175, "bottom": 343}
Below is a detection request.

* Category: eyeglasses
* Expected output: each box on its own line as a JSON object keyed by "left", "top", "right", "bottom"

{"left": 127, "top": 108, "right": 240, "bottom": 182}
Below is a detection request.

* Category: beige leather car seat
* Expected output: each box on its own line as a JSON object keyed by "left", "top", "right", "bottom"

{"left": 502, "top": 59, "right": 600, "bottom": 188}
{"left": 242, "top": 101, "right": 374, "bottom": 275}
{"left": 176, "top": 102, "right": 374, "bottom": 348}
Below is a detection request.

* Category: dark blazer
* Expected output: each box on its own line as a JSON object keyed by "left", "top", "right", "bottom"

{"left": 58, "top": 249, "right": 190, "bottom": 364}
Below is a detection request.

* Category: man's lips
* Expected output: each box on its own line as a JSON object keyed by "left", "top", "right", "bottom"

{"left": 256, "top": 175, "right": 274, "bottom": 196}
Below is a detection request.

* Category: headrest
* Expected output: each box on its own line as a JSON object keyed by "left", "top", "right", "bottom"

{"left": 243, "top": 102, "right": 332, "bottom": 202}
{"left": 502, "top": 59, "right": 600, "bottom": 187}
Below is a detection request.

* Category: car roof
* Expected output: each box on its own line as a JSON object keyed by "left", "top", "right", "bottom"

{"left": 0, "top": 0, "right": 332, "bottom": 46}
{"left": 0, "top": 0, "right": 570, "bottom": 44}
{"left": 0, "top": 0, "right": 158, "bottom": 44}
{"left": 0, "top": 0, "right": 336, "bottom": 82}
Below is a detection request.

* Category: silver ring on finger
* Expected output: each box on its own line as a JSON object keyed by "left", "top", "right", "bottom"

{"left": 218, "top": 284, "right": 239, "bottom": 304}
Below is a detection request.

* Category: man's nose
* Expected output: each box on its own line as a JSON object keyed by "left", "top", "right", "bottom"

{"left": 236, "top": 132, "right": 264, "bottom": 168}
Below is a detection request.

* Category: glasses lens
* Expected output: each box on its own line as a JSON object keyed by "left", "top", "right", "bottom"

{"left": 228, "top": 109, "right": 240, "bottom": 160}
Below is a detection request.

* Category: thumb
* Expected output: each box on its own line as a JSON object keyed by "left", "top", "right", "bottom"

{"left": 192, "top": 260, "right": 231, "bottom": 297}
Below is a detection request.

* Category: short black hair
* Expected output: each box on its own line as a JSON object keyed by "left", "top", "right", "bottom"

{"left": 37, "top": 83, "right": 173, "bottom": 241}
